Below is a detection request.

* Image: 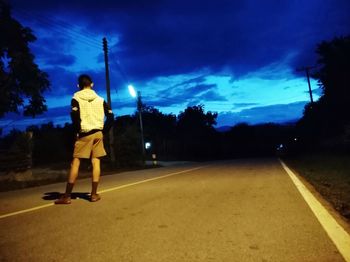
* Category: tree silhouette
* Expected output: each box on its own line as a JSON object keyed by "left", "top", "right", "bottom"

{"left": 0, "top": 1, "right": 49, "bottom": 117}
{"left": 314, "top": 36, "right": 350, "bottom": 124}
{"left": 114, "top": 115, "right": 142, "bottom": 167}
{"left": 177, "top": 105, "right": 217, "bottom": 133}
{"left": 297, "top": 35, "right": 350, "bottom": 144}
{"left": 141, "top": 106, "right": 177, "bottom": 158}
{"left": 177, "top": 105, "right": 218, "bottom": 159}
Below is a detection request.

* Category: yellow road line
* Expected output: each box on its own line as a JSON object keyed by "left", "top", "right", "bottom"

{"left": 0, "top": 166, "right": 205, "bottom": 220}
{"left": 0, "top": 203, "right": 55, "bottom": 219}
{"left": 100, "top": 166, "right": 205, "bottom": 194}
{"left": 280, "top": 159, "right": 350, "bottom": 262}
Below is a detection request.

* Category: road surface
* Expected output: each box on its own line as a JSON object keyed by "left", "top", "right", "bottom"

{"left": 0, "top": 158, "right": 348, "bottom": 261}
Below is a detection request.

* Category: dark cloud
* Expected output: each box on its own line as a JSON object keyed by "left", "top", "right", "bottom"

{"left": 0, "top": 106, "right": 71, "bottom": 135}
{"left": 148, "top": 83, "right": 222, "bottom": 107}
{"left": 41, "top": 66, "right": 121, "bottom": 104}
{"left": 142, "top": 98, "right": 179, "bottom": 108}
{"left": 217, "top": 101, "right": 307, "bottom": 126}
{"left": 45, "top": 106, "right": 70, "bottom": 118}
{"left": 198, "top": 90, "right": 227, "bottom": 102}
{"left": 193, "top": 84, "right": 217, "bottom": 94}
{"left": 232, "top": 103, "right": 260, "bottom": 107}
{"left": 173, "top": 75, "right": 207, "bottom": 88}
{"left": 44, "top": 54, "right": 76, "bottom": 67}
{"left": 43, "top": 67, "right": 78, "bottom": 97}
{"left": 10, "top": 0, "right": 350, "bottom": 82}
{"left": 111, "top": 0, "right": 350, "bottom": 81}
{"left": 11, "top": 0, "right": 163, "bottom": 13}
{"left": 30, "top": 36, "right": 74, "bottom": 53}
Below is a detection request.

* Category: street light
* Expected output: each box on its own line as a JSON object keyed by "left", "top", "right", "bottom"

{"left": 128, "top": 84, "right": 137, "bottom": 98}
{"left": 128, "top": 84, "right": 146, "bottom": 162}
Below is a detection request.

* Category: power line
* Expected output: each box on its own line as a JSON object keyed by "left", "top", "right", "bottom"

{"left": 12, "top": 9, "right": 102, "bottom": 49}
{"left": 13, "top": 8, "right": 102, "bottom": 46}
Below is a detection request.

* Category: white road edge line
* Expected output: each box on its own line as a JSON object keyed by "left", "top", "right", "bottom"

{"left": 279, "top": 159, "right": 350, "bottom": 262}
{"left": 0, "top": 166, "right": 205, "bottom": 220}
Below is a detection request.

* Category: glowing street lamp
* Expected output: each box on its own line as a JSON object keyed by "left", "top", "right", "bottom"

{"left": 145, "top": 142, "right": 151, "bottom": 150}
{"left": 128, "top": 84, "right": 137, "bottom": 98}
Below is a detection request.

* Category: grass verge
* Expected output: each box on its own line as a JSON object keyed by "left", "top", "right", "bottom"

{"left": 283, "top": 152, "right": 350, "bottom": 221}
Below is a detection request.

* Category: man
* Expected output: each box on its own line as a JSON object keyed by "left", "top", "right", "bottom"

{"left": 55, "top": 74, "right": 114, "bottom": 204}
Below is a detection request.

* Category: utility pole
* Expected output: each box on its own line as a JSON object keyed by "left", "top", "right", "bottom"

{"left": 137, "top": 91, "right": 146, "bottom": 162}
{"left": 103, "top": 37, "right": 116, "bottom": 165}
{"left": 297, "top": 66, "right": 315, "bottom": 104}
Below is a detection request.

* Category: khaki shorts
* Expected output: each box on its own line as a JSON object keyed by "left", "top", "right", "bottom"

{"left": 73, "top": 131, "right": 106, "bottom": 159}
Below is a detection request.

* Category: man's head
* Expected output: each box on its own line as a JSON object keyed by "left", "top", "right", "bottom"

{"left": 78, "top": 74, "right": 93, "bottom": 90}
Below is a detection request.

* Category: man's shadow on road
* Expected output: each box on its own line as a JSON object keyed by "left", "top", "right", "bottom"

{"left": 42, "top": 192, "right": 91, "bottom": 201}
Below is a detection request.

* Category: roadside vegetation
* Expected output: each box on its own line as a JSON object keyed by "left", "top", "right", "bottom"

{"left": 284, "top": 152, "right": 350, "bottom": 221}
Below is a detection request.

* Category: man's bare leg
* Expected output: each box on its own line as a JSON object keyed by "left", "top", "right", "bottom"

{"left": 69, "top": 157, "right": 80, "bottom": 183}
{"left": 55, "top": 158, "right": 80, "bottom": 204}
{"left": 91, "top": 157, "right": 100, "bottom": 182}
{"left": 90, "top": 157, "right": 101, "bottom": 202}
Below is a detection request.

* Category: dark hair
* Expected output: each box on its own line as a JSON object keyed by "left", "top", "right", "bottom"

{"left": 78, "top": 74, "right": 93, "bottom": 89}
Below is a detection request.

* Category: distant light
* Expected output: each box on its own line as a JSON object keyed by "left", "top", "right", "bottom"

{"left": 145, "top": 142, "right": 151, "bottom": 149}
{"left": 128, "top": 84, "right": 137, "bottom": 98}
{"left": 277, "top": 144, "right": 284, "bottom": 150}
{"left": 294, "top": 138, "right": 298, "bottom": 141}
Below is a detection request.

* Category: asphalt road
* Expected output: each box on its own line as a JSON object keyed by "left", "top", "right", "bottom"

{"left": 0, "top": 158, "right": 346, "bottom": 261}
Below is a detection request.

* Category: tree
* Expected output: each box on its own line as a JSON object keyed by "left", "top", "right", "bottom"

{"left": 297, "top": 35, "right": 350, "bottom": 143}
{"left": 141, "top": 106, "right": 176, "bottom": 140}
{"left": 0, "top": 1, "right": 50, "bottom": 117}
{"left": 114, "top": 115, "right": 144, "bottom": 167}
{"left": 177, "top": 104, "right": 217, "bottom": 134}
{"left": 176, "top": 105, "right": 218, "bottom": 159}
{"left": 314, "top": 36, "right": 350, "bottom": 123}
{"left": 140, "top": 105, "right": 177, "bottom": 159}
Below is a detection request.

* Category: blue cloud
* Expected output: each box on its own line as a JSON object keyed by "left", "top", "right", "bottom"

{"left": 12, "top": 0, "right": 350, "bottom": 81}
{"left": 172, "top": 75, "right": 208, "bottom": 87}
{"left": 44, "top": 54, "right": 76, "bottom": 67}
{"left": 198, "top": 90, "right": 227, "bottom": 102}
{"left": 232, "top": 103, "right": 260, "bottom": 107}
{"left": 217, "top": 101, "right": 307, "bottom": 127}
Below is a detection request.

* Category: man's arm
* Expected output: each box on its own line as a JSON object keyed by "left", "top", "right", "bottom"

{"left": 70, "top": 99, "right": 81, "bottom": 135}
{"left": 103, "top": 101, "right": 114, "bottom": 134}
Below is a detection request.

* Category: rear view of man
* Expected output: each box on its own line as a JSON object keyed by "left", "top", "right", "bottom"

{"left": 55, "top": 74, "right": 114, "bottom": 204}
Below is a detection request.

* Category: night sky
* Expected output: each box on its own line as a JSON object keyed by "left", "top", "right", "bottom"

{"left": 2, "top": 0, "right": 350, "bottom": 133}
